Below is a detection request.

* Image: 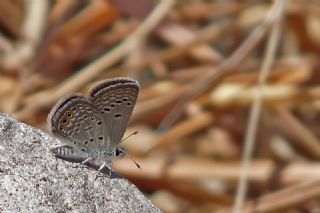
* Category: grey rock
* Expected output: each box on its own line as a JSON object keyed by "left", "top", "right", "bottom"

{"left": 0, "top": 113, "right": 161, "bottom": 213}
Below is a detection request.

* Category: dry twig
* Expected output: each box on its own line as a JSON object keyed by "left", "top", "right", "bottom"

{"left": 233, "top": 0, "right": 286, "bottom": 211}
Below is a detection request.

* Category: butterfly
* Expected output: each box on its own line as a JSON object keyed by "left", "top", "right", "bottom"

{"left": 47, "top": 77, "right": 139, "bottom": 175}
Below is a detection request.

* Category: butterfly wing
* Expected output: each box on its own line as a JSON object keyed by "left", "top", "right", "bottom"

{"left": 48, "top": 94, "right": 108, "bottom": 161}
{"left": 89, "top": 78, "right": 139, "bottom": 150}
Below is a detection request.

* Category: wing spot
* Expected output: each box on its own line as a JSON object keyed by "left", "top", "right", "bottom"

{"left": 104, "top": 107, "right": 110, "bottom": 112}
{"left": 82, "top": 148, "right": 85, "bottom": 151}
{"left": 123, "top": 98, "right": 128, "bottom": 101}
{"left": 115, "top": 113, "right": 122, "bottom": 118}
{"left": 110, "top": 104, "right": 115, "bottom": 108}
{"left": 91, "top": 117, "right": 95, "bottom": 121}
{"left": 116, "top": 100, "right": 122, "bottom": 104}
{"left": 67, "top": 112, "right": 72, "bottom": 118}
{"left": 62, "top": 119, "right": 68, "bottom": 124}
{"left": 98, "top": 136, "right": 103, "bottom": 140}
{"left": 90, "top": 138, "right": 94, "bottom": 142}
{"left": 85, "top": 141, "right": 88, "bottom": 145}
{"left": 97, "top": 121, "right": 102, "bottom": 125}
{"left": 127, "top": 102, "right": 132, "bottom": 106}
{"left": 73, "top": 141, "right": 77, "bottom": 145}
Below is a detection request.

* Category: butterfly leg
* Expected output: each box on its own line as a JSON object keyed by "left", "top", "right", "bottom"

{"left": 72, "top": 157, "right": 92, "bottom": 169}
{"left": 81, "top": 157, "right": 92, "bottom": 164}
{"left": 94, "top": 162, "right": 112, "bottom": 180}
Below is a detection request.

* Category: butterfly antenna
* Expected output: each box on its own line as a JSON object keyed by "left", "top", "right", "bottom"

{"left": 120, "top": 131, "right": 141, "bottom": 169}
{"left": 121, "top": 131, "right": 138, "bottom": 143}
{"left": 127, "top": 152, "right": 142, "bottom": 170}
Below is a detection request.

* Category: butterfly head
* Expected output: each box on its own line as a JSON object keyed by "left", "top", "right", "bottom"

{"left": 114, "top": 147, "right": 127, "bottom": 159}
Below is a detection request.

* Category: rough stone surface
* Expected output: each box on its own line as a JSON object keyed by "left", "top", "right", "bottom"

{"left": 0, "top": 113, "right": 161, "bottom": 213}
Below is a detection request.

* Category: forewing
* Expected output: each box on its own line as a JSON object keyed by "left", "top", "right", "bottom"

{"left": 89, "top": 78, "right": 139, "bottom": 149}
{"left": 47, "top": 94, "right": 108, "bottom": 156}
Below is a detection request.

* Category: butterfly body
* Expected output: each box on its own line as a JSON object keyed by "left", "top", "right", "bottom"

{"left": 48, "top": 78, "right": 139, "bottom": 171}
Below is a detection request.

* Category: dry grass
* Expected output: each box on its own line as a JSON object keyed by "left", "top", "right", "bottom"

{"left": 1, "top": 0, "right": 320, "bottom": 212}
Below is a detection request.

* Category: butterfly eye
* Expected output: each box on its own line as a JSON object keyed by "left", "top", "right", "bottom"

{"left": 115, "top": 149, "right": 122, "bottom": 157}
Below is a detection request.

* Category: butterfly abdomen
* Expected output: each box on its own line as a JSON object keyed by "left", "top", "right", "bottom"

{"left": 50, "top": 145, "right": 87, "bottom": 163}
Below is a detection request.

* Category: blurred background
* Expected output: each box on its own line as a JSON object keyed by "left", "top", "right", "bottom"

{"left": 1, "top": 0, "right": 320, "bottom": 212}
